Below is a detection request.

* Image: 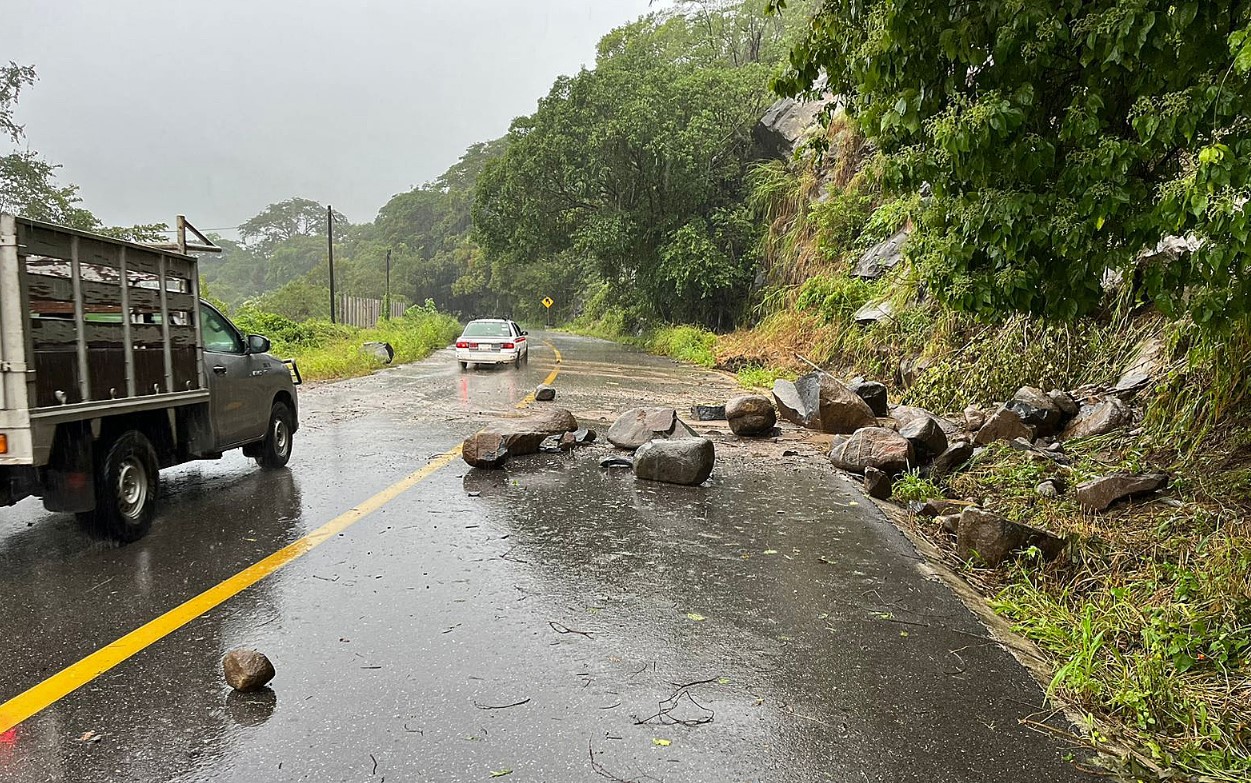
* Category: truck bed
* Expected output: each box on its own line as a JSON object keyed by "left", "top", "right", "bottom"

{"left": 1, "top": 214, "right": 208, "bottom": 465}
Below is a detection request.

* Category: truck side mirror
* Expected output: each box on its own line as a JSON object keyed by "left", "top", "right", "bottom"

{"left": 247, "top": 334, "right": 271, "bottom": 354}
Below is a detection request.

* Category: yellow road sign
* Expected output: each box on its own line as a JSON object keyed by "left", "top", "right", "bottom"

{"left": 542, "top": 296, "right": 554, "bottom": 309}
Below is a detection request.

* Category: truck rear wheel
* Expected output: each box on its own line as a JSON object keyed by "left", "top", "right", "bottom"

{"left": 80, "top": 430, "right": 159, "bottom": 543}
{"left": 255, "top": 402, "right": 294, "bottom": 470}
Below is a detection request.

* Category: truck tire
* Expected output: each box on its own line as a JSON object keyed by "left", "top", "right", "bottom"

{"left": 256, "top": 402, "right": 294, "bottom": 470}
{"left": 80, "top": 430, "right": 159, "bottom": 543}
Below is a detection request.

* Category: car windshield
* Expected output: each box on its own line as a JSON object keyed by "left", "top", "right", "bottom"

{"left": 462, "top": 321, "right": 511, "bottom": 338}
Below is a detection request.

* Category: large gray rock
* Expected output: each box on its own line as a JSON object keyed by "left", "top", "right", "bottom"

{"left": 774, "top": 373, "right": 876, "bottom": 434}
{"left": 1076, "top": 473, "right": 1169, "bottom": 511}
{"left": 755, "top": 96, "right": 837, "bottom": 158}
{"left": 1047, "top": 389, "right": 1079, "bottom": 417}
{"left": 1062, "top": 397, "right": 1132, "bottom": 440}
{"left": 462, "top": 409, "right": 579, "bottom": 468}
{"left": 829, "top": 427, "right": 915, "bottom": 475}
{"left": 849, "top": 378, "right": 889, "bottom": 417}
{"left": 899, "top": 415, "right": 948, "bottom": 459}
{"left": 975, "top": 406, "right": 1035, "bottom": 445}
{"left": 725, "top": 395, "right": 777, "bottom": 437}
{"left": 853, "top": 298, "right": 895, "bottom": 325}
{"left": 852, "top": 227, "right": 910, "bottom": 280}
{"left": 608, "top": 407, "right": 693, "bottom": 450}
{"left": 223, "top": 649, "right": 276, "bottom": 692}
{"left": 362, "top": 341, "right": 394, "bottom": 364}
{"left": 956, "top": 508, "right": 1066, "bottom": 567}
{"left": 690, "top": 404, "right": 726, "bottom": 421}
{"left": 633, "top": 438, "right": 715, "bottom": 486}
{"left": 1115, "top": 337, "right": 1165, "bottom": 393}
{"left": 1006, "top": 386, "right": 1064, "bottom": 436}
{"left": 930, "top": 441, "right": 975, "bottom": 480}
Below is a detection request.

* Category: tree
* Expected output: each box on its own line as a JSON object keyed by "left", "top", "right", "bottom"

{"left": 473, "top": 10, "right": 774, "bottom": 325}
{"left": 770, "top": 1, "right": 1251, "bottom": 328}
{"left": 239, "top": 198, "right": 347, "bottom": 253}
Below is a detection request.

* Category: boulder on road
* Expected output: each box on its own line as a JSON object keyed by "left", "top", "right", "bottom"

{"left": 726, "top": 395, "right": 777, "bottom": 437}
{"left": 223, "top": 648, "right": 276, "bottom": 692}
{"left": 534, "top": 384, "right": 557, "bottom": 401}
{"left": 1061, "top": 397, "right": 1132, "bottom": 440}
{"left": 462, "top": 409, "right": 579, "bottom": 468}
{"left": 810, "top": 374, "right": 877, "bottom": 433}
{"left": 956, "top": 508, "right": 1065, "bottom": 567}
{"left": 1006, "top": 386, "right": 1064, "bottom": 436}
{"left": 608, "top": 407, "right": 693, "bottom": 450}
{"left": 849, "top": 378, "right": 890, "bottom": 417}
{"left": 773, "top": 376, "right": 819, "bottom": 428}
{"left": 1076, "top": 473, "right": 1169, "bottom": 511}
{"left": 362, "top": 341, "right": 395, "bottom": 364}
{"left": 633, "top": 438, "right": 715, "bottom": 486}
{"left": 829, "top": 427, "right": 915, "bottom": 475}
{"left": 690, "top": 404, "right": 727, "bottom": 421}
{"left": 975, "top": 406, "right": 1035, "bottom": 445}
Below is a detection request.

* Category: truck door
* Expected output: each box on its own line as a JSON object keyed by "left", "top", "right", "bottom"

{"left": 199, "top": 303, "right": 263, "bottom": 448}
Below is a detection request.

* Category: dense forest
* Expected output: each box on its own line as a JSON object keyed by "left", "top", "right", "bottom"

{"left": 199, "top": 0, "right": 817, "bottom": 327}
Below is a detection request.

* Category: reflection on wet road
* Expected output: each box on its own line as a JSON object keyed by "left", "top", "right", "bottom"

{"left": 0, "top": 335, "right": 1092, "bottom": 782}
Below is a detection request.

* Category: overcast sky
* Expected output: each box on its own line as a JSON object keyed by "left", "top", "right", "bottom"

{"left": 5, "top": 0, "right": 661, "bottom": 232}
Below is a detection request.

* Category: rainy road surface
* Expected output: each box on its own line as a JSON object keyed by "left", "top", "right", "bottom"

{"left": 0, "top": 334, "right": 1095, "bottom": 782}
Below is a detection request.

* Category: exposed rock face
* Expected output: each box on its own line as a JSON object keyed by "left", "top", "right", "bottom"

{"left": 1062, "top": 397, "right": 1132, "bottom": 440}
{"left": 1006, "top": 386, "right": 1063, "bottom": 435}
{"left": 829, "top": 427, "right": 915, "bottom": 475}
{"left": 223, "top": 649, "right": 276, "bottom": 692}
{"left": 534, "top": 384, "right": 557, "bottom": 401}
{"left": 725, "top": 395, "right": 777, "bottom": 437}
{"left": 930, "top": 441, "right": 975, "bottom": 480}
{"left": 690, "top": 404, "right": 726, "bottom": 421}
{"left": 852, "top": 227, "right": 910, "bottom": 280}
{"left": 975, "top": 406, "right": 1036, "bottom": 445}
{"left": 849, "top": 378, "right": 889, "bottom": 417}
{"left": 899, "top": 415, "right": 948, "bottom": 459}
{"left": 853, "top": 298, "right": 895, "bottom": 325}
{"left": 956, "top": 508, "right": 1065, "bottom": 567}
{"left": 863, "top": 466, "right": 892, "bottom": 500}
{"left": 755, "top": 96, "right": 837, "bottom": 158}
{"left": 1116, "top": 337, "right": 1165, "bottom": 393}
{"left": 462, "top": 409, "right": 579, "bottom": 468}
{"left": 362, "top": 341, "right": 394, "bottom": 364}
{"left": 774, "top": 373, "right": 876, "bottom": 434}
{"left": 1076, "top": 473, "right": 1169, "bottom": 511}
{"left": 633, "top": 438, "right": 715, "bottom": 486}
{"left": 608, "top": 407, "right": 693, "bottom": 450}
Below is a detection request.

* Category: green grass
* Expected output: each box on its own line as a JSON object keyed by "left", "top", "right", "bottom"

{"left": 232, "top": 304, "right": 462, "bottom": 382}
{"left": 736, "top": 364, "right": 797, "bottom": 390}
{"left": 649, "top": 325, "right": 717, "bottom": 368}
{"left": 891, "top": 471, "right": 943, "bottom": 503}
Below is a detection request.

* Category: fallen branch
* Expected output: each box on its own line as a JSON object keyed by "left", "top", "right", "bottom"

{"left": 549, "top": 621, "right": 593, "bottom": 638}
{"left": 474, "top": 698, "right": 531, "bottom": 711}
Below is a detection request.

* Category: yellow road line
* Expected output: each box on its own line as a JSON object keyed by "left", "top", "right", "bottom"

{"left": 513, "top": 341, "right": 562, "bottom": 409}
{"left": 0, "top": 339, "right": 565, "bottom": 733}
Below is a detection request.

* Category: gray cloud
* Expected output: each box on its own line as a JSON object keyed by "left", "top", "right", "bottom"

{"left": 5, "top": 0, "right": 658, "bottom": 230}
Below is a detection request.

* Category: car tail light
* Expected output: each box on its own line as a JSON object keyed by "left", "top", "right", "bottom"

{"left": 502, "top": 342, "right": 514, "bottom": 349}
{"left": 455, "top": 341, "right": 469, "bottom": 349}
{"left": 0, "top": 434, "right": 7, "bottom": 454}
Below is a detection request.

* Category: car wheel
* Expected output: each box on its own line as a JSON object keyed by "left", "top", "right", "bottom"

{"left": 514, "top": 353, "right": 522, "bottom": 369}
{"left": 80, "top": 430, "right": 159, "bottom": 543}
{"left": 256, "top": 401, "right": 295, "bottom": 470}
{"left": 459, "top": 361, "right": 469, "bottom": 370}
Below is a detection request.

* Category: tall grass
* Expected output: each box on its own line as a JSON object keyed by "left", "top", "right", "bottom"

{"left": 232, "top": 304, "right": 462, "bottom": 382}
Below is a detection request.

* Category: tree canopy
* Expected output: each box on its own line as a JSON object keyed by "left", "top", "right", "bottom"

{"left": 770, "top": 0, "right": 1251, "bottom": 327}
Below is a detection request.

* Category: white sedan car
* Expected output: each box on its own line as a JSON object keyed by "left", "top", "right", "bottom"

{"left": 455, "top": 318, "right": 530, "bottom": 369}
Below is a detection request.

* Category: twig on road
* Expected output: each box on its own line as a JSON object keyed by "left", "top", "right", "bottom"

{"left": 473, "top": 698, "right": 531, "bottom": 711}
{"left": 549, "top": 621, "right": 593, "bottom": 638}
{"left": 589, "top": 741, "right": 647, "bottom": 783}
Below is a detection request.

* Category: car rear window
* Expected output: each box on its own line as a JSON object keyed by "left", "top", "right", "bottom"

{"left": 462, "top": 321, "right": 511, "bottom": 338}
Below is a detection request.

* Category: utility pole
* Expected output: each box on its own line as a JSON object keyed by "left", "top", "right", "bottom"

{"left": 327, "top": 204, "right": 336, "bottom": 324}
{"left": 385, "top": 248, "right": 391, "bottom": 320}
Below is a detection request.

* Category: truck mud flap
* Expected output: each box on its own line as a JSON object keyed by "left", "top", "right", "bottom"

{"left": 283, "top": 359, "right": 303, "bottom": 386}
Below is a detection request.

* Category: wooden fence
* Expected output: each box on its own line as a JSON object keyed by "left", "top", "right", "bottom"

{"left": 337, "top": 296, "right": 407, "bottom": 328}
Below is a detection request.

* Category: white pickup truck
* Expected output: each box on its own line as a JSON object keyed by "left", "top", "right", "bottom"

{"left": 0, "top": 214, "right": 300, "bottom": 541}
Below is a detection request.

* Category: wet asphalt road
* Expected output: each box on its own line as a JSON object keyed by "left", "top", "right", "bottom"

{"left": 0, "top": 334, "right": 1095, "bottom": 782}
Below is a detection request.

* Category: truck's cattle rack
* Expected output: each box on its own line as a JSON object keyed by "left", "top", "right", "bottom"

{"left": 0, "top": 214, "right": 209, "bottom": 465}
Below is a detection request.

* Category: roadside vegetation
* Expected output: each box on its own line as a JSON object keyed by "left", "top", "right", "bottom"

{"left": 228, "top": 302, "right": 461, "bottom": 382}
